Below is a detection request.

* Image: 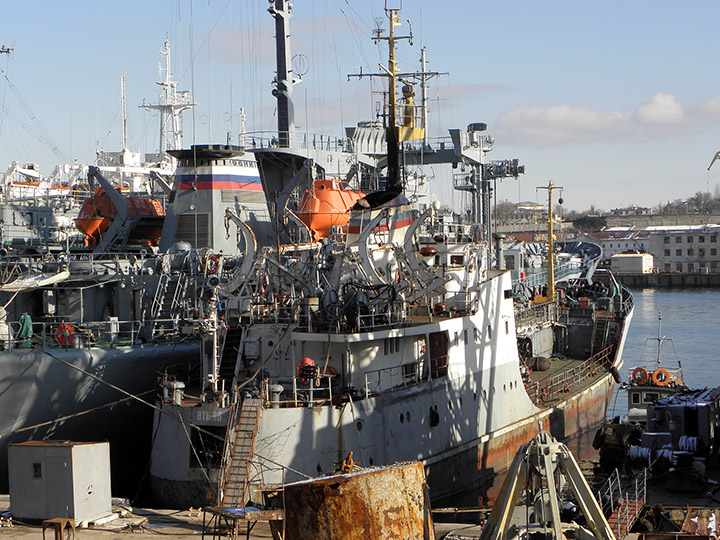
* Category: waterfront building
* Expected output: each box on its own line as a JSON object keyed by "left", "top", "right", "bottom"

{"left": 646, "top": 224, "right": 720, "bottom": 273}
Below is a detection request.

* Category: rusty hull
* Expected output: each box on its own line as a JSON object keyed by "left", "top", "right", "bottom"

{"left": 282, "top": 461, "right": 434, "bottom": 540}
{"left": 427, "top": 371, "right": 615, "bottom": 508}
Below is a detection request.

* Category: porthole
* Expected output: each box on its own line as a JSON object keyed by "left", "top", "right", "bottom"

{"left": 356, "top": 420, "right": 364, "bottom": 431}
{"left": 406, "top": 411, "right": 411, "bottom": 422}
{"left": 400, "top": 413, "right": 405, "bottom": 424}
{"left": 369, "top": 457, "right": 374, "bottom": 465}
{"left": 430, "top": 405, "right": 440, "bottom": 427}
{"left": 316, "top": 463, "right": 322, "bottom": 474}
{"left": 448, "top": 400, "right": 453, "bottom": 410}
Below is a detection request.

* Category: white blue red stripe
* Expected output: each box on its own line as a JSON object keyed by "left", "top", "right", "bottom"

{"left": 174, "top": 173, "right": 262, "bottom": 191}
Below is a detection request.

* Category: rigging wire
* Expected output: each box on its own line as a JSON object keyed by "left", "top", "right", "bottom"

{"left": 0, "top": 70, "right": 71, "bottom": 163}
{"left": 0, "top": 344, "right": 226, "bottom": 443}
{"left": 0, "top": 52, "right": 10, "bottom": 151}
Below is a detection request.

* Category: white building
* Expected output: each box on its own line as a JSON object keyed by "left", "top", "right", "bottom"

{"left": 647, "top": 225, "right": 720, "bottom": 273}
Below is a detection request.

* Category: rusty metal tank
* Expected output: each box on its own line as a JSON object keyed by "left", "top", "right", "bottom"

{"left": 281, "top": 461, "right": 434, "bottom": 540}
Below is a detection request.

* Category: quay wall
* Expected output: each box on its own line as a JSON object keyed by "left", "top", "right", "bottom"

{"left": 617, "top": 272, "right": 720, "bottom": 288}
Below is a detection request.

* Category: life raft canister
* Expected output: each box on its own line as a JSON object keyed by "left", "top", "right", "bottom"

{"left": 56, "top": 323, "right": 74, "bottom": 345}
{"left": 632, "top": 367, "right": 649, "bottom": 385}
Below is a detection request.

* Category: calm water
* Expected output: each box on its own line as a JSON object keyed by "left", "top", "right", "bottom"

{"left": 607, "top": 287, "right": 720, "bottom": 419}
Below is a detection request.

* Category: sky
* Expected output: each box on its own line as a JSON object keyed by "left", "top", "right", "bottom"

{"left": 1, "top": 1, "right": 720, "bottom": 212}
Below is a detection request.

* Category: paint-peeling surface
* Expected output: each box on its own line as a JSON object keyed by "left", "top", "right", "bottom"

{"left": 283, "top": 462, "right": 434, "bottom": 540}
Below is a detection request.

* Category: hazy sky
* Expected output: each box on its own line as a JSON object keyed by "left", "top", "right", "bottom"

{"left": 1, "top": 1, "right": 719, "bottom": 212}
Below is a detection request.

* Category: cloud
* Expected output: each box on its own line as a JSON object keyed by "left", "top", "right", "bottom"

{"left": 633, "top": 93, "right": 687, "bottom": 125}
{"left": 494, "top": 92, "right": 720, "bottom": 147}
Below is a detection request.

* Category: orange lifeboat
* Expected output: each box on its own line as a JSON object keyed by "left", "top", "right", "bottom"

{"left": 296, "top": 179, "right": 364, "bottom": 241}
{"left": 75, "top": 187, "right": 165, "bottom": 247}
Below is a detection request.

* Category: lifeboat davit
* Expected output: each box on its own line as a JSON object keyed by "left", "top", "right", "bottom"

{"left": 75, "top": 187, "right": 165, "bottom": 248}
{"left": 296, "top": 179, "right": 365, "bottom": 241}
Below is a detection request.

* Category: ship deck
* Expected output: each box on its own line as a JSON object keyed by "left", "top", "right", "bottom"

{"left": 526, "top": 354, "right": 611, "bottom": 406}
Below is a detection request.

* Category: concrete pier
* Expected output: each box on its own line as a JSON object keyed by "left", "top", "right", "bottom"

{"left": 618, "top": 272, "right": 720, "bottom": 288}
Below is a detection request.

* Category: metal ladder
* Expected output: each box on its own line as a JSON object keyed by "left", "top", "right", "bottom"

{"left": 591, "top": 315, "right": 610, "bottom": 354}
{"left": 218, "top": 397, "right": 262, "bottom": 507}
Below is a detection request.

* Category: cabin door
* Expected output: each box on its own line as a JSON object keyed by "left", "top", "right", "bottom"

{"left": 428, "top": 331, "right": 448, "bottom": 378}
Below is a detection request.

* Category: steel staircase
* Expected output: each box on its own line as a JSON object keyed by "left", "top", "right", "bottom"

{"left": 218, "top": 397, "right": 262, "bottom": 507}
{"left": 151, "top": 273, "right": 187, "bottom": 333}
{"left": 218, "top": 326, "right": 244, "bottom": 386}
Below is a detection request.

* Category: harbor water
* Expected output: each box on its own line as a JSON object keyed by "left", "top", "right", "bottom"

{"left": 607, "top": 287, "right": 720, "bottom": 420}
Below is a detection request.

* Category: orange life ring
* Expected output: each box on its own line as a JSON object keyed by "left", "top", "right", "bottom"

{"left": 56, "top": 323, "right": 74, "bottom": 345}
{"left": 204, "top": 254, "right": 220, "bottom": 275}
{"left": 296, "top": 357, "right": 315, "bottom": 381}
{"left": 632, "top": 367, "right": 649, "bottom": 385}
{"left": 652, "top": 368, "right": 670, "bottom": 387}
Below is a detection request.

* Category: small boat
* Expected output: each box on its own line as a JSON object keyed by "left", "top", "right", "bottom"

{"left": 624, "top": 312, "right": 687, "bottom": 425}
{"left": 593, "top": 312, "right": 720, "bottom": 483}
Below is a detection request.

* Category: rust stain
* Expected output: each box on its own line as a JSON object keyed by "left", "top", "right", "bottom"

{"left": 426, "top": 373, "right": 614, "bottom": 508}
{"left": 283, "top": 462, "right": 433, "bottom": 540}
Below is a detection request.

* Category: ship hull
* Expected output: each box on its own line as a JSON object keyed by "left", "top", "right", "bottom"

{"left": 0, "top": 341, "right": 200, "bottom": 493}
{"left": 150, "top": 274, "right": 633, "bottom": 508}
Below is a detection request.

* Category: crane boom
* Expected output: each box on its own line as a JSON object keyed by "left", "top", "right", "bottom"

{"left": 708, "top": 151, "right": 720, "bottom": 170}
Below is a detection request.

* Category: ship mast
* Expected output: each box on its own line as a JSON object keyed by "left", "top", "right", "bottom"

{"left": 358, "top": 6, "right": 413, "bottom": 194}
{"left": 121, "top": 72, "right": 128, "bottom": 151}
{"left": 139, "top": 39, "right": 195, "bottom": 155}
{"left": 269, "top": 0, "right": 295, "bottom": 148}
{"left": 537, "top": 181, "right": 562, "bottom": 303}
{"left": 385, "top": 8, "right": 401, "bottom": 190}
{"left": 655, "top": 311, "right": 665, "bottom": 369}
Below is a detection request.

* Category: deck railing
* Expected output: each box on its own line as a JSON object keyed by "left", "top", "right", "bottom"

{"left": 597, "top": 468, "right": 647, "bottom": 538}
{"left": 514, "top": 302, "right": 555, "bottom": 329}
{"left": 261, "top": 375, "right": 335, "bottom": 408}
{"left": 363, "top": 359, "right": 429, "bottom": 396}
{"left": 250, "top": 298, "right": 411, "bottom": 333}
{"left": 2, "top": 319, "right": 149, "bottom": 350}
{"left": 529, "top": 345, "right": 613, "bottom": 405}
